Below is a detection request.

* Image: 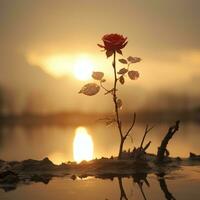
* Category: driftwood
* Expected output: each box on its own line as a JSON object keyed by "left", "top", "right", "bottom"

{"left": 157, "top": 121, "right": 180, "bottom": 162}
{"left": 189, "top": 152, "right": 200, "bottom": 160}
{"left": 131, "top": 125, "right": 154, "bottom": 161}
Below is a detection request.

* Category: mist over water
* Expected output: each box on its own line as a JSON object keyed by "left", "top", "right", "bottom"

{"left": 1, "top": 122, "right": 200, "bottom": 162}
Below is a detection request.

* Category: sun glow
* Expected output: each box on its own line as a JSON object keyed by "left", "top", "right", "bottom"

{"left": 27, "top": 53, "right": 94, "bottom": 80}
{"left": 42, "top": 55, "right": 69, "bottom": 77}
{"left": 48, "top": 152, "right": 67, "bottom": 165}
{"left": 73, "top": 56, "right": 94, "bottom": 80}
{"left": 73, "top": 127, "right": 94, "bottom": 163}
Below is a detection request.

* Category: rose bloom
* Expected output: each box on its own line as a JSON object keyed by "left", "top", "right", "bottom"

{"left": 98, "top": 34, "right": 128, "bottom": 57}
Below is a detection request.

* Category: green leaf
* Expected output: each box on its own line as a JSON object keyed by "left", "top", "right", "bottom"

{"left": 119, "top": 76, "right": 125, "bottom": 85}
{"left": 118, "top": 59, "right": 128, "bottom": 64}
{"left": 92, "top": 71, "right": 104, "bottom": 80}
{"left": 79, "top": 83, "right": 100, "bottom": 96}
{"left": 127, "top": 56, "right": 141, "bottom": 63}
{"left": 128, "top": 71, "right": 140, "bottom": 80}
{"left": 118, "top": 68, "right": 128, "bottom": 75}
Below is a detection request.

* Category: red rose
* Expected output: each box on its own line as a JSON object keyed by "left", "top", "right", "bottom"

{"left": 98, "top": 34, "right": 128, "bottom": 57}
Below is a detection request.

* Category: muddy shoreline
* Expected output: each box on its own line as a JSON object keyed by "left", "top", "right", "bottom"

{"left": 0, "top": 153, "right": 200, "bottom": 192}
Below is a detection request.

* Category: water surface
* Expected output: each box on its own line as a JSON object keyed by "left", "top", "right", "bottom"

{"left": 0, "top": 122, "right": 200, "bottom": 199}
{"left": 0, "top": 166, "right": 200, "bottom": 199}
{"left": 0, "top": 122, "right": 200, "bottom": 163}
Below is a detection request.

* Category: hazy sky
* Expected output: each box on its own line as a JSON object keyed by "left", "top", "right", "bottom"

{"left": 0, "top": 0, "right": 200, "bottom": 113}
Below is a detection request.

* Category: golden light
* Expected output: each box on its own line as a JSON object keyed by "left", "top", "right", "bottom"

{"left": 27, "top": 53, "right": 94, "bottom": 80}
{"left": 48, "top": 152, "right": 67, "bottom": 165}
{"left": 73, "top": 127, "right": 94, "bottom": 163}
{"left": 73, "top": 55, "right": 94, "bottom": 80}
{"left": 27, "top": 53, "right": 71, "bottom": 77}
{"left": 42, "top": 55, "right": 69, "bottom": 77}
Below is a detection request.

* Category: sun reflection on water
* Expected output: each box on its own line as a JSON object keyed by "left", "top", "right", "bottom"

{"left": 73, "top": 127, "right": 94, "bottom": 163}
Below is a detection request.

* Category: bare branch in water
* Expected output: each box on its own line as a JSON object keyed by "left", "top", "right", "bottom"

{"left": 124, "top": 113, "right": 136, "bottom": 139}
{"left": 140, "top": 124, "right": 154, "bottom": 148}
{"left": 143, "top": 141, "right": 151, "bottom": 151}
{"left": 157, "top": 120, "right": 180, "bottom": 162}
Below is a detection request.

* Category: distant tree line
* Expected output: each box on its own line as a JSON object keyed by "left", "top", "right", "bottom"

{"left": 0, "top": 84, "right": 199, "bottom": 117}
{"left": 0, "top": 85, "right": 50, "bottom": 116}
{"left": 140, "top": 90, "right": 200, "bottom": 113}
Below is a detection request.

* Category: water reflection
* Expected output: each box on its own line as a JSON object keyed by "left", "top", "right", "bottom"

{"left": 132, "top": 173, "right": 149, "bottom": 200}
{"left": 93, "top": 171, "right": 177, "bottom": 200}
{"left": 103, "top": 173, "right": 149, "bottom": 200}
{"left": 106, "top": 173, "right": 174, "bottom": 200}
{"left": 73, "top": 127, "right": 94, "bottom": 163}
{"left": 1, "top": 167, "right": 200, "bottom": 199}
{"left": 0, "top": 172, "right": 170, "bottom": 199}
{"left": 118, "top": 177, "right": 128, "bottom": 200}
{"left": 1, "top": 122, "right": 200, "bottom": 162}
{"left": 157, "top": 173, "right": 176, "bottom": 200}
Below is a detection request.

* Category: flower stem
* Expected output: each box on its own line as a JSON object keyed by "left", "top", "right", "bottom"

{"left": 100, "top": 81, "right": 109, "bottom": 93}
{"left": 112, "top": 51, "right": 124, "bottom": 159}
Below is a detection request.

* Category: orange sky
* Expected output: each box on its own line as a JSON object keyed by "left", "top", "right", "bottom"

{"left": 0, "top": 0, "right": 200, "bottom": 114}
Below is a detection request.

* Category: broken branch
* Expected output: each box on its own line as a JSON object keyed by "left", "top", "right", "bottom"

{"left": 124, "top": 113, "right": 136, "bottom": 139}
{"left": 140, "top": 125, "right": 154, "bottom": 148}
{"left": 156, "top": 120, "right": 180, "bottom": 162}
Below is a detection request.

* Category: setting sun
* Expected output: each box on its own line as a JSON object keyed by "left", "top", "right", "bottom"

{"left": 73, "top": 56, "right": 94, "bottom": 80}
{"left": 73, "top": 127, "right": 94, "bottom": 163}
{"left": 27, "top": 53, "right": 94, "bottom": 80}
